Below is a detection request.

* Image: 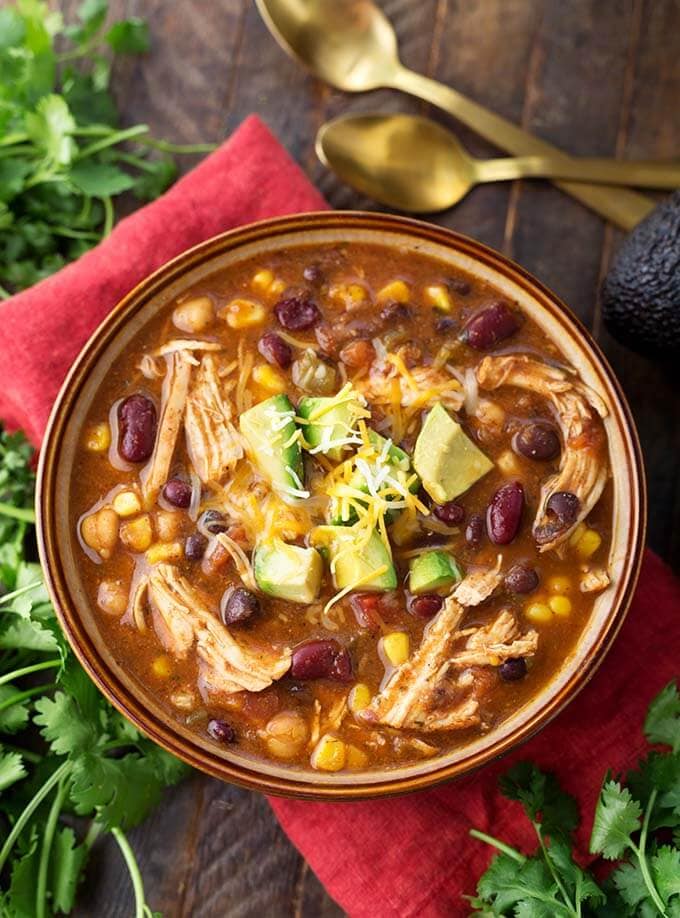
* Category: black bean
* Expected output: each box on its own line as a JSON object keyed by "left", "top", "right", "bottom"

{"left": 499, "top": 657, "right": 527, "bottom": 682}
{"left": 258, "top": 332, "right": 292, "bottom": 369}
{"left": 435, "top": 317, "right": 458, "bottom": 335}
{"left": 433, "top": 501, "right": 465, "bottom": 526}
{"left": 185, "top": 533, "right": 208, "bottom": 561}
{"left": 447, "top": 276, "right": 471, "bottom": 296}
{"left": 465, "top": 514, "right": 485, "bottom": 547}
{"left": 409, "top": 594, "right": 444, "bottom": 619}
{"left": 221, "top": 587, "right": 260, "bottom": 626}
{"left": 207, "top": 719, "right": 236, "bottom": 743}
{"left": 547, "top": 491, "right": 581, "bottom": 525}
{"left": 487, "top": 481, "right": 525, "bottom": 545}
{"left": 513, "top": 421, "right": 561, "bottom": 461}
{"left": 460, "top": 301, "right": 520, "bottom": 350}
{"left": 118, "top": 394, "right": 156, "bottom": 463}
{"left": 162, "top": 477, "right": 192, "bottom": 508}
{"left": 303, "top": 264, "right": 324, "bottom": 284}
{"left": 274, "top": 294, "right": 321, "bottom": 330}
{"left": 290, "top": 640, "right": 353, "bottom": 682}
{"left": 504, "top": 564, "right": 539, "bottom": 594}
{"left": 202, "top": 510, "right": 228, "bottom": 534}
{"left": 380, "top": 301, "right": 412, "bottom": 323}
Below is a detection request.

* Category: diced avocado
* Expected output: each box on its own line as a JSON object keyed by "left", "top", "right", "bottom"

{"left": 316, "top": 526, "right": 397, "bottom": 592}
{"left": 298, "top": 396, "right": 357, "bottom": 463}
{"left": 409, "top": 550, "right": 463, "bottom": 594}
{"left": 253, "top": 539, "right": 323, "bottom": 604}
{"left": 413, "top": 402, "right": 493, "bottom": 503}
{"left": 239, "top": 395, "right": 305, "bottom": 504}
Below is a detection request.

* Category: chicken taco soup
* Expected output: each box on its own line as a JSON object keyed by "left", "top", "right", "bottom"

{"left": 72, "top": 241, "right": 613, "bottom": 774}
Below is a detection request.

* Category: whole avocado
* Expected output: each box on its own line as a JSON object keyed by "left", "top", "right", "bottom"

{"left": 601, "top": 191, "right": 680, "bottom": 356}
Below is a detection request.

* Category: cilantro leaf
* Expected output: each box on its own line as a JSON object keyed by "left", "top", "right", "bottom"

{"left": 590, "top": 779, "right": 642, "bottom": 860}
{"left": 0, "top": 750, "right": 27, "bottom": 792}
{"left": 24, "top": 93, "right": 76, "bottom": 166}
{"left": 69, "top": 160, "right": 135, "bottom": 195}
{"left": 49, "top": 827, "right": 87, "bottom": 913}
{"left": 34, "top": 691, "right": 97, "bottom": 755}
{"left": 0, "top": 615, "right": 59, "bottom": 653}
{"left": 1, "top": 837, "right": 38, "bottom": 918}
{"left": 645, "top": 682, "right": 680, "bottom": 753}
{"left": 499, "top": 762, "right": 579, "bottom": 838}
{"left": 0, "top": 686, "right": 31, "bottom": 734}
{"left": 105, "top": 18, "right": 150, "bottom": 54}
{"left": 653, "top": 846, "right": 680, "bottom": 904}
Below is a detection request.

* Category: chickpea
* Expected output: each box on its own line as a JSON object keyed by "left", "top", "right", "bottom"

{"left": 156, "top": 510, "right": 183, "bottom": 542}
{"left": 172, "top": 296, "right": 214, "bottom": 334}
{"left": 263, "top": 711, "right": 308, "bottom": 759}
{"left": 96, "top": 579, "right": 128, "bottom": 616}
{"left": 81, "top": 507, "right": 119, "bottom": 559}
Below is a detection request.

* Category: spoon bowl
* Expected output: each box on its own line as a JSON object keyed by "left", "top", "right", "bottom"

{"left": 255, "top": 0, "right": 399, "bottom": 90}
{"left": 317, "top": 113, "right": 477, "bottom": 212}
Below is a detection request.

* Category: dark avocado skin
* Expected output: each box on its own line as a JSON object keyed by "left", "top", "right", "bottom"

{"left": 601, "top": 191, "right": 680, "bottom": 357}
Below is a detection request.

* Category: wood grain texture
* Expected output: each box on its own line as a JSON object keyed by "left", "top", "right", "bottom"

{"left": 50, "top": 0, "right": 677, "bottom": 914}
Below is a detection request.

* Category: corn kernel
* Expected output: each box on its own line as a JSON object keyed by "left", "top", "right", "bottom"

{"left": 424, "top": 284, "right": 452, "bottom": 313}
{"left": 569, "top": 523, "right": 587, "bottom": 547}
{"left": 330, "top": 283, "right": 368, "bottom": 308}
{"left": 496, "top": 449, "right": 522, "bottom": 477}
{"left": 269, "top": 279, "right": 286, "bottom": 296}
{"left": 156, "top": 510, "right": 182, "bottom": 542}
{"left": 112, "top": 489, "right": 142, "bottom": 517}
{"left": 549, "top": 595, "right": 572, "bottom": 616}
{"left": 120, "top": 514, "right": 153, "bottom": 553}
{"left": 152, "top": 655, "right": 172, "bottom": 678}
{"left": 85, "top": 422, "right": 111, "bottom": 452}
{"left": 251, "top": 268, "right": 275, "bottom": 292}
{"left": 349, "top": 683, "right": 372, "bottom": 713}
{"left": 346, "top": 744, "right": 369, "bottom": 770}
{"left": 381, "top": 632, "right": 410, "bottom": 667}
{"left": 146, "top": 541, "right": 183, "bottom": 565}
{"left": 311, "top": 734, "right": 346, "bottom": 772}
{"left": 220, "top": 298, "right": 265, "bottom": 329}
{"left": 376, "top": 279, "right": 410, "bottom": 304}
{"left": 547, "top": 575, "right": 573, "bottom": 594}
{"left": 575, "top": 529, "right": 602, "bottom": 559}
{"left": 524, "top": 601, "right": 553, "bottom": 624}
{"left": 252, "top": 363, "right": 286, "bottom": 394}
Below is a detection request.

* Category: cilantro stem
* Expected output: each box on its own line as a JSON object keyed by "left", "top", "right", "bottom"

{"left": 0, "top": 742, "right": 41, "bottom": 764}
{"left": 629, "top": 788, "right": 667, "bottom": 917}
{"left": 136, "top": 137, "right": 217, "bottom": 155}
{"left": 102, "top": 196, "right": 114, "bottom": 236}
{"left": 83, "top": 819, "right": 103, "bottom": 852}
{"left": 0, "top": 659, "right": 61, "bottom": 687}
{"left": 0, "top": 502, "right": 36, "bottom": 523}
{"left": 0, "top": 579, "right": 42, "bottom": 606}
{"left": 0, "top": 759, "right": 71, "bottom": 874}
{"left": 469, "top": 829, "right": 526, "bottom": 864}
{"left": 51, "top": 225, "right": 101, "bottom": 241}
{"left": 76, "top": 124, "right": 151, "bottom": 160}
{"left": 534, "top": 823, "right": 577, "bottom": 916}
{"left": 0, "top": 682, "right": 55, "bottom": 713}
{"left": 36, "top": 775, "right": 68, "bottom": 918}
{"left": 111, "top": 827, "right": 151, "bottom": 918}
{"left": 0, "top": 283, "right": 11, "bottom": 300}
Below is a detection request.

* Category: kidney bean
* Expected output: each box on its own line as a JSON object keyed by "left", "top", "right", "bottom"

{"left": 499, "top": 657, "right": 527, "bottom": 682}
{"left": 460, "top": 301, "right": 520, "bottom": 350}
{"left": 409, "top": 594, "right": 444, "bottom": 619}
{"left": 290, "top": 639, "right": 353, "bottom": 682}
{"left": 487, "top": 482, "right": 525, "bottom": 545}
{"left": 221, "top": 587, "right": 260, "bottom": 625}
{"left": 207, "top": 719, "right": 236, "bottom": 743}
{"left": 274, "top": 294, "right": 321, "bottom": 330}
{"left": 504, "top": 564, "right": 539, "bottom": 594}
{"left": 513, "top": 421, "right": 561, "bottom": 461}
{"left": 258, "top": 332, "right": 292, "bottom": 369}
{"left": 162, "top": 477, "right": 192, "bottom": 508}
{"left": 185, "top": 533, "right": 208, "bottom": 562}
{"left": 465, "top": 514, "right": 485, "bottom": 547}
{"left": 117, "top": 394, "right": 156, "bottom": 463}
{"left": 433, "top": 501, "right": 465, "bottom": 526}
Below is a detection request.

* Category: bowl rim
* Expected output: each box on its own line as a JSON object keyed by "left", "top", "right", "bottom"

{"left": 36, "top": 210, "right": 647, "bottom": 800}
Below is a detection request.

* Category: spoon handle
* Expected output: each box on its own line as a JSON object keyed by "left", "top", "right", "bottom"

{"left": 390, "top": 66, "right": 655, "bottom": 230}
{"left": 476, "top": 155, "right": 680, "bottom": 189}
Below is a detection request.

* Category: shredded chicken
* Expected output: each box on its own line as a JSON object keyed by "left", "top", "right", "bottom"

{"left": 580, "top": 567, "right": 611, "bottom": 593}
{"left": 140, "top": 351, "right": 193, "bottom": 504}
{"left": 146, "top": 564, "right": 291, "bottom": 696}
{"left": 358, "top": 567, "right": 537, "bottom": 732}
{"left": 476, "top": 355, "right": 609, "bottom": 551}
{"left": 357, "top": 358, "right": 465, "bottom": 423}
{"left": 185, "top": 355, "right": 243, "bottom": 484}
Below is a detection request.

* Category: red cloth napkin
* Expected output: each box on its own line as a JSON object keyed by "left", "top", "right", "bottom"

{"left": 2, "top": 115, "right": 677, "bottom": 917}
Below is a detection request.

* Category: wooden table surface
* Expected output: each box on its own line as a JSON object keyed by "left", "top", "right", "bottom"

{"left": 67, "top": 0, "right": 680, "bottom": 914}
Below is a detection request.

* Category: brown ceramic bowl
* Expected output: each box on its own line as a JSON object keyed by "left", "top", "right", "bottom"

{"left": 37, "top": 212, "right": 646, "bottom": 799}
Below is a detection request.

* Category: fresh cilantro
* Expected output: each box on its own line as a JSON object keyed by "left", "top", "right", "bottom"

{"left": 470, "top": 681, "right": 680, "bottom": 917}
{"left": 0, "top": 0, "right": 214, "bottom": 298}
{"left": 0, "top": 428, "right": 190, "bottom": 916}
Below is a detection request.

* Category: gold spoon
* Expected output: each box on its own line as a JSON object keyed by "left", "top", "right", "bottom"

{"left": 316, "top": 114, "right": 680, "bottom": 213}
{"left": 255, "top": 0, "right": 656, "bottom": 230}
